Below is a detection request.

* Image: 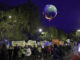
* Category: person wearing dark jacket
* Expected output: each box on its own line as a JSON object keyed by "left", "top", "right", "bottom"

{"left": 58, "top": 45, "right": 64, "bottom": 60}
{"left": 13, "top": 45, "right": 19, "bottom": 60}
{"left": 8, "top": 46, "right": 13, "bottom": 60}
{"left": 1, "top": 44, "right": 8, "bottom": 60}
{"left": 53, "top": 44, "right": 59, "bottom": 60}
{"left": 32, "top": 45, "right": 37, "bottom": 60}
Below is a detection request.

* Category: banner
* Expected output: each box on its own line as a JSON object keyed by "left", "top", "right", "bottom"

{"left": 59, "top": 41, "right": 64, "bottom": 45}
{"left": 27, "top": 40, "right": 37, "bottom": 47}
{"left": 12, "top": 41, "right": 25, "bottom": 47}
{"left": 52, "top": 39, "right": 59, "bottom": 45}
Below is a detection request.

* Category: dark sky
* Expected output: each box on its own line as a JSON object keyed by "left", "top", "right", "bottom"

{"left": 0, "top": 0, "right": 80, "bottom": 33}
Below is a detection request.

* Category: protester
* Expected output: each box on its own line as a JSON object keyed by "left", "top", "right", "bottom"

{"left": 53, "top": 44, "right": 59, "bottom": 60}
{"left": 13, "top": 44, "right": 20, "bottom": 60}
{"left": 46, "top": 46, "right": 51, "bottom": 56}
{"left": 42, "top": 46, "right": 47, "bottom": 59}
{"left": 32, "top": 45, "right": 37, "bottom": 60}
{"left": 8, "top": 46, "right": 13, "bottom": 60}
{"left": 0, "top": 41, "right": 74, "bottom": 60}
{"left": 1, "top": 44, "right": 8, "bottom": 60}
{"left": 58, "top": 45, "right": 64, "bottom": 60}
{"left": 71, "top": 42, "right": 79, "bottom": 60}
{"left": 37, "top": 45, "right": 42, "bottom": 59}
{"left": 25, "top": 45, "right": 32, "bottom": 60}
{"left": 21, "top": 47, "right": 25, "bottom": 60}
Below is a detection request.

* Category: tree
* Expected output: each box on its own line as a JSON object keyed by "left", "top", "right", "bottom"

{"left": 58, "top": 30, "right": 67, "bottom": 41}
{"left": 39, "top": 26, "right": 67, "bottom": 42}
{"left": 0, "top": 1, "right": 41, "bottom": 41}
{"left": 39, "top": 27, "right": 59, "bottom": 41}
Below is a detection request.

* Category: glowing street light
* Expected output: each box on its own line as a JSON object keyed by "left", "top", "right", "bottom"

{"left": 38, "top": 28, "right": 43, "bottom": 32}
{"left": 9, "top": 16, "right": 12, "bottom": 19}
{"left": 76, "top": 29, "right": 80, "bottom": 41}
{"left": 77, "top": 29, "right": 80, "bottom": 32}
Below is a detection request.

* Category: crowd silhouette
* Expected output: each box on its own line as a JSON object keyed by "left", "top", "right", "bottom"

{"left": 0, "top": 43, "right": 72, "bottom": 60}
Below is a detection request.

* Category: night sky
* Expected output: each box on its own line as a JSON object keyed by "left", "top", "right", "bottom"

{"left": 0, "top": 0, "right": 80, "bottom": 33}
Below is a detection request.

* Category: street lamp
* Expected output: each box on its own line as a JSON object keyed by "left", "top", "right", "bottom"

{"left": 36, "top": 28, "right": 43, "bottom": 43}
{"left": 76, "top": 29, "right": 80, "bottom": 42}
{"left": 9, "top": 16, "right": 12, "bottom": 19}
{"left": 76, "top": 29, "right": 80, "bottom": 36}
{"left": 38, "top": 28, "right": 43, "bottom": 32}
{"left": 77, "top": 29, "right": 80, "bottom": 32}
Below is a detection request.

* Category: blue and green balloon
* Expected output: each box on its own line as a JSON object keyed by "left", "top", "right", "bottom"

{"left": 43, "top": 4, "right": 57, "bottom": 20}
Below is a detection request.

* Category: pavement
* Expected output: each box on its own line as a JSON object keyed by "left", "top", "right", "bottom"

{"left": 63, "top": 51, "right": 73, "bottom": 60}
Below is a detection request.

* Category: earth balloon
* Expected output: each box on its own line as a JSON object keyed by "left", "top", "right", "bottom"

{"left": 43, "top": 4, "right": 57, "bottom": 20}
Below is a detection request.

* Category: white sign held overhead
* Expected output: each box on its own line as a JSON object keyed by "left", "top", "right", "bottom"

{"left": 66, "top": 39, "right": 70, "bottom": 43}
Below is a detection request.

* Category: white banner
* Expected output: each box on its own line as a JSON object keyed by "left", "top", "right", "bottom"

{"left": 12, "top": 41, "right": 26, "bottom": 47}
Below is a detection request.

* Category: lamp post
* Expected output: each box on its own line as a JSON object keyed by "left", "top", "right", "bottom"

{"left": 76, "top": 29, "right": 80, "bottom": 42}
{"left": 9, "top": 15, "right": 12, "bottom": 19}
{"left": 36, "top": 28, "right": 43, "bottom": 42}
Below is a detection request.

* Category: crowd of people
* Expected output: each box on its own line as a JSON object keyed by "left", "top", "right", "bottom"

{"left": 0, "top": 43, "right": 72, "bottom": 60}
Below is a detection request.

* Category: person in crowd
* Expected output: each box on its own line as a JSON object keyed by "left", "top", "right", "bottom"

{"left": 46, "top": 46, "right": 51, "bottom": 56}
{"left": 18, "top": 46, "right": 25, "bottom": 60}
{"left": 63, "top": 44, "right": 66, "bottom": 56}
{"left": 51, "top": 45, "right": 54, "bottom": 60}
{"left": 71, "top": 42, "right": 79, "bottom": 60}
{"left": 52, "top": 44, "right": 59, "bottom": 60}
{"left": 37, "top": 45, "right": 42, "bottom": 59}
{"left": 73, "top": 42, "right": 78, "bottom": 55}
{"left": 58, "top": 45, "right": 64, "bottom": 60}
{"left": 42, "top": 45, "right": 46, "bottom": 60}
{"left": 32, "top": 45, "right": 37, "bottom": 60}
{"left": 21, "top": 47, "right": 25, "bottom": 60}
{"left": 42, "top": 46, "right": 47, "bottom": 60}
{"left": 13, "top": 44, "right": 20, "bottom": 60}
{"left": 8, "top": 46, "right": 13, "bottom": 60}
{"left": 1, "top": 44, "right": 8, "bottom": 60}
{"left": 46, "top": 45, "right": 51, "bottom": 60}
{"left": 25, "top": 45, "right": 32, "bottom": 60}
{"left": 18, "top": 47, "right": 22, "bottom": 60}
{"left": 67, "top": 44, "right": 71, "bottom": 53}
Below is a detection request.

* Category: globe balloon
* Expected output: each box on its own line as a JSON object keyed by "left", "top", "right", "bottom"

{"left": 43, "top": 4, "right": 57, "bottom": 20}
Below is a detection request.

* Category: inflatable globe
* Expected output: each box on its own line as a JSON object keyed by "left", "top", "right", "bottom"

{"left": 43, "top": 4, "right": 57, "bottom": 20}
